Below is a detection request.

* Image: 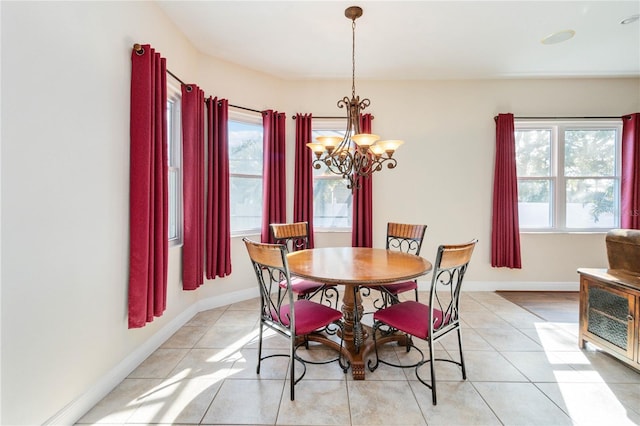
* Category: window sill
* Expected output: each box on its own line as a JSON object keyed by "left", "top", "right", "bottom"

{"left": 520, "top": 230, "right": 610, "bottom": 235}
{"left": 231, "top": 231, "right": 261, "bottom": 239}
{"left": 314, "top": 228, "right": 352, "bottom": 233}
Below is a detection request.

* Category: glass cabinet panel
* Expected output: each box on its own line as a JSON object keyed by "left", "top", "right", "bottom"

{"left": 587, "top": 286, "right": 629, "bottom": 349}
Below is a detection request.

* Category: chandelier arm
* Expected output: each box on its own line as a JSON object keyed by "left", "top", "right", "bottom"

{"left": 353, "top": 149, "right": 370, "bottom": 176}
{"left": 324, "top": 152, "right": 355, "bottom": 178}
{"left": 347, "top": 175, "right": 358, "bottom": 191}
{"left": 311, "top": 160, "right": 323, "bottom": 170}
{"left": 337, "top": 96, "right": 350, "bottom": 109}
{"left": 336, "top": 138, "right": 351, "bottom": 153}
{"left": 372, "top": 157, "right": 398, "bottom": 172}
{"left": 353, "top": 153, "right": 399, "bottom": 177}
{"left": 385, "top": 157, "right": 398, "bottom": 169}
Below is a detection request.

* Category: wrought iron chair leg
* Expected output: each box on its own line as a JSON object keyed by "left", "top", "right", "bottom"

{"left": 367, "top": 322, "right": 380, "bottom": 372}
{"left": 290, "top": 337, "right": 295, "bottom": 400}
{"left": 457, "top": 327, "right": 466, "bottom": 379}
{"left": 256, "top": 323, "right": 264, "bottom": 374}
{"left": 370, "top": 325, "right": 423, "bottom": 372}
{"left": 337, "top": 320, "right": 351, "bottom": 373}
{"left": 429, "top": 339, "right": 437, "bottom": 405}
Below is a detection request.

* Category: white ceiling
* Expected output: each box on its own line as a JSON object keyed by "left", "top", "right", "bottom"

{"left": 157, "top": 1, "right": 640, "bottom": 81}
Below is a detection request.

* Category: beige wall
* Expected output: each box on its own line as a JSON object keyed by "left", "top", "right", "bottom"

{"left": 1, "top": 1, "right": 201, "bottom": 424}
{"left": 284, "top": 78, "right": 637, "bottom": 286}
{"left": 1, "top": 1, "right": 639, "bottom": 424}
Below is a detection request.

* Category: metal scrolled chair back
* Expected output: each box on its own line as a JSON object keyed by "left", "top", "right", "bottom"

{"left": 245, "top": 240, "right": 295, "bottom": 332}
{"left": 429, "top": 241, "right": 477, "bottom": 334}
{"left": 270, "top": 221, "right": 340, "bottom": 311}
{"left": 271, "top": 222, "right": 310, "bottom": 252}
{"left": 386, "top": 222, "right": 427, "bottom": 255}
{"left": 365, "top": 222, "right": 428, "bottom": 310}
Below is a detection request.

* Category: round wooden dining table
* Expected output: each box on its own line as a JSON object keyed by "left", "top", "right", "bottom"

{"left": 287, "top": 247, "right": 433, "bottom": 380}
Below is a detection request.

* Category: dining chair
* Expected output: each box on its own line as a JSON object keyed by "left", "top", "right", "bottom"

{"left": 364, "top": 222, "right": 427, "bottom": 310}
{"left": 368, "top": 239, "right": 478, "bottom": 405}
{"left": 243, "top": 238, "right": 348, "bottom": 400}
{"left": 270, "top": 222, "right": 340, "bottom": 310}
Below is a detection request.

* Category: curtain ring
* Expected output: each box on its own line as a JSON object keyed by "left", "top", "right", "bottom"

{"left": 133, "top": 43, "right": 145, "bottom": 56}
{"left": 186, "top": 85, "right": 193, "bottom": 92}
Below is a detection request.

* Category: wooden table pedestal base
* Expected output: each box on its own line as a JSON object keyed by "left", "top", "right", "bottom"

{"left": 306, "top": 285, "right": 407, "bottom": 380}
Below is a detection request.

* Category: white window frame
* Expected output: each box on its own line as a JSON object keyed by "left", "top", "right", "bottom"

{"left": 311, "top": 119, "right": 352, "bottom": 232}
{"left": 167, "top": 81, "right": 182, "bottom": 246}
{"left": 515, "top": 119, "right": 622, "bottom": 233}
{"left": 228, "top": 108, "right": 264, "bottom": 236}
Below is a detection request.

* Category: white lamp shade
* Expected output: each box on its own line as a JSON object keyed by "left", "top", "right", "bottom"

{"left": 378, "top": 140, "right": 404, "bottom": 151}
{"left": 306, "top": 142, "right": 325, "bottom": 154}
{"left": 370, "top": 143, "right": 386, "bottom": 155}
{"left": 316, "top": 136, "right": 342, "bottom": 149}
{"left": 351, "top": 133, "right": 380, "bottom": 147}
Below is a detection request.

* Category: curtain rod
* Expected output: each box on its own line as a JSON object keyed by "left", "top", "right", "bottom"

{"left": 292, "top": 115, "right": 375, "bottom": 120}
{"left": 167, "top": 69, "right": 186, "bottom": 86}
{"left": 133, "top": 43, "right": 264, "bottom": 114}
{"left": 497, "top": 115, "right": 625, "bottom": 120}
{"left": 228, "top": 104, "right": 264, "bottom": 114}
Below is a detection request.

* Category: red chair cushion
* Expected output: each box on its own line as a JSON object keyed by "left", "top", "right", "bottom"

{"left": 273, "top": 299, "right": 342, "bottom": 335}
{"left": 379, "top": 280, "right": 417, "bottom": 295}
{"left": 279, "top": 277, "right": 325, "bottom": 295}
{"left": 373, "top": 300, "right": 447, "bottom": 340}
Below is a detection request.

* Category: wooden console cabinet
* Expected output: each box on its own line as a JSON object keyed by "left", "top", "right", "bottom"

{"left": 578, "top": 268, "right": 640, "bottom": 371}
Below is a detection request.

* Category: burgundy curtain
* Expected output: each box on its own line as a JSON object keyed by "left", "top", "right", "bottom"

{"left": 206, "top": 97, "right": 232, "bottom": 279}
{"left": 293, "top": 113, "right": 315, "bottom": 247}
{"left": 128, "top": 44, "right": 168, "bottom": 328}
{"left": 491, "top": 113, "right": 522, "bottom": 268}
{"left": 621, "top": 113, "right": 640, "bottom": 229}
{"left": 352, "top": 113, "right": 373, "bottom": 247}
{"left": 261, "top": 110, "right": 287, "bottom": 243}
{"left": 181, "top": 85, "right": 205, "bottom": 290}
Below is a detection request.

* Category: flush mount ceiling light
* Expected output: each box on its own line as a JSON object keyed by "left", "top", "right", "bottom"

{"left": 541, "top": 29, "right": 576, "bottom": 45}
{"left": 620, "top": 14, "right": 639, "bottom": 24}
{"left": 306, "top": 6, "right": 403, "bottom": 191}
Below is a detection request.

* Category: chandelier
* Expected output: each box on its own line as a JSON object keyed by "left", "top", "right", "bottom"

{"left": 306, "top": 6, "right": 404, "bottom": 191}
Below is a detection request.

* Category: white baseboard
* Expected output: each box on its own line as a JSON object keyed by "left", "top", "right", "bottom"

{"left": 46, "top": 281, "right": 575, "bottom": 425}
{"left": 197, "top": 287, "right": 260, "bottom": 311}
{"left": 44, "top": 286, "right": 259, "bottom": 426}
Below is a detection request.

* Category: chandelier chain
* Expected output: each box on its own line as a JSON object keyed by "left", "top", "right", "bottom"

{"left": 352, "top": 19, "right": 356, "bottom": 99}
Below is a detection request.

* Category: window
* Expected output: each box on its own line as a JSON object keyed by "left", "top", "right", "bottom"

{"left": 167, "top": 83, "right": 182, "bottom": 244}
{"left": 312, "top": 124, "right": 352, "bottom": 230}
{"left": 229, "top": 110, "right": 263, "bottom": 235}
{"left": 515, "top": 120, "right": 621, "bottom": 231}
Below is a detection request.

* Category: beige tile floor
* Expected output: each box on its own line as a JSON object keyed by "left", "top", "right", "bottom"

{"left": 77, "top": 291, "right": 640, "bottom": 425}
